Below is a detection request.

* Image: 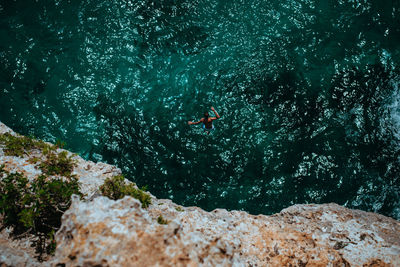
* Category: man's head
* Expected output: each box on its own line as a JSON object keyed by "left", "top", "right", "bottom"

{"left": 204, "top": 112, "right": 209, "bottom": 118}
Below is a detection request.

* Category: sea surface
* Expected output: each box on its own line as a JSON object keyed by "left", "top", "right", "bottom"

{"left": 1, "top": 0, "right": 400, "bottom": 219}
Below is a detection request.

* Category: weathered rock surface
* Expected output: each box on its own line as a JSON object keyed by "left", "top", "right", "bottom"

{"left": 1, "top": 121, "right": 400, "bottom": 266}
{"left": 0, "top": 241, "right": 41, "bottom": 267}
{"left": 51, "top": 196, "right": 400, "bottom": 267}
{"left": 0, "top": 224, "right": 41, "bottom": 267}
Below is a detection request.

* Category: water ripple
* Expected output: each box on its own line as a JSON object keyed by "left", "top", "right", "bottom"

{"left": 0, "top": 0, "right": 399, "bottom": 219}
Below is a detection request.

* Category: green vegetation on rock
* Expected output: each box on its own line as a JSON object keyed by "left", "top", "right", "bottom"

{"left": 100, "top": 175, "right": 151, "bottom": 208}
{"left": 0, "top": 166, "right": 82, "bottom": 260}
{"left": 0, "top": 131, "right": 152, "bottom": 260}
{"left": 157, "top": 215, "right": 169, "bottom": 225}
{"left": 0, "top": 133, "right": 48, "bottom": 157}
{"left": 0, "top": 133, "right": 77, "bottom": 177}
{"left": 175, "top": 206, "right": 184, "bottom": 212}
{"left": 39, "top": 150, "right": 76, "bottom": 177}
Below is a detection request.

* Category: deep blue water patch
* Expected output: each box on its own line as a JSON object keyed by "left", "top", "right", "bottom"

{"left": 1, "top": 0, "right": 400, "bottom": 219}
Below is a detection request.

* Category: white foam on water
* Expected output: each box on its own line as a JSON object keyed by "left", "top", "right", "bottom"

{"left": 387, "top": 80, "right": 400, "bottom": 141}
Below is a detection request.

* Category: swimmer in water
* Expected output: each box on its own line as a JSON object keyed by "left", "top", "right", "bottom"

{"left": 188, "top": 106, "right": 221, "bottom": 134}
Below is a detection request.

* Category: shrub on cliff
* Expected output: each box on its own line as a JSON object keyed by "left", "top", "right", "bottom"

{"left": 0, "top": 166, "right": 82, "bottom": 260}
{"left": 0, "top": 133, "right": 77, "bottom": 177}
{"left": 39, "top": 150, "right": 77, "bottom": 177}
{"left": 0, "top": 133, "right": 40, "bottom": 157}
{"left": 0, "top": 132, "right": 53, "bottom": 157}
{"left": 0, "top": 169, "right": 30, "bottom": 229}
{"left": 100, "top": 175, "right": 151, "bottom": 208}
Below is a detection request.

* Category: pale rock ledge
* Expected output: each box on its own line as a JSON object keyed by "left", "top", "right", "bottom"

{"left": 0, "top": 122, "right": 399, "bottom": 266}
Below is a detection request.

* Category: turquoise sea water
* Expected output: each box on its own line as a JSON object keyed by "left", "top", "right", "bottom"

{"left": 1, "top": 0, "right": 400, "bottom": 219}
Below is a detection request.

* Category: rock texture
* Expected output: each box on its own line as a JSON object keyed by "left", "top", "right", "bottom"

{"left": 52, "top": 196, "right": 400, "bottom": 267}
{"left": 0, "top": 242, "right": 41, "bottom": 267}
{"left": 1, "top": 121, "right": 400, "bottom": 266}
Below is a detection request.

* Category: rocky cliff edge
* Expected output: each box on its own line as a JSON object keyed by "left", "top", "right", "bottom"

{"left": 0, "top": 122, "right": 399, "bottom": 267}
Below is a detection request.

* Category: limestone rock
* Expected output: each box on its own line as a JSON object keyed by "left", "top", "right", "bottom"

{"left": 51, "top": 196, "right": 400, "bottom": 266}
{"left": 0, "top": 235, "right": 42, "bottom": 267}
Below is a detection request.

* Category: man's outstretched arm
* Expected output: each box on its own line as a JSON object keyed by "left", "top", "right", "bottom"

{"left": 188, "top": 118, "right": 203, "bottom": 125}
{"left": 211, "top": 106, "right": 220, "bottom": 119}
